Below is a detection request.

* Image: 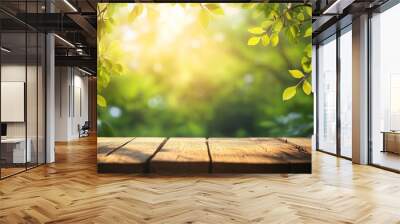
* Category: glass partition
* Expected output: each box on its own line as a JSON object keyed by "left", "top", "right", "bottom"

{"left": 27, "top": 30, "right": 38, "bottom": 169}
{"left": 38, "top": 32, "right": 45, "bottom": 165}
{"left": 1, "top": 30, "right": 28, "bottom": 177}
{"left": 0, "top": 1, "right": 46, "bottom": 179}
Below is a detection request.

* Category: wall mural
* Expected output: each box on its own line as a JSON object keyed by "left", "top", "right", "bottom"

{"left": 97, "top": 3, "right": 312, "bottom": 174}
{"left": 97, "top": 3, "right": 312, "bottom": 137}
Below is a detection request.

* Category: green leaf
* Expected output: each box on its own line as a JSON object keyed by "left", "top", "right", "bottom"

{"left": 302, "top": 80, "right": 312, "bottom": 95}
{"left": 205, "top": 3, "right": 224, "bottom": 15}
{"left": 283, "top": 86, "right": 297, "bottom": 101}
{"left": 261, "top": 34, "right": 270, "bottom": 46}
{"left": 283, "top": 28, "right": 295, "bottom": 44}
{"left": 273, "top": 19, "right": 283, "bottom": 32}
{"left": 285, "top": 11, "right": 292, "bottom": 20}
{"left": 270, "top": 33, "right": 279, "bottom": 46}
{"left": 248, "top": 36, "right": 261, "bottom": 46}
{"left": 106, "top": 4, "right": 117, "bottom": 18}
{"left": 104, "top": 20, "right": 112, "bottom": 33}
{"left": 198, "top": 9, "right": 210, "bottom": 28}
{"left": 289, "top": 26, "right": 297, "bottom": 38}
{"left": 261, "top": 20, "right": 274, "bottom": 29}
{"left": 305, "top": 6, "right": 312, "bottom": 17}
{"left": 301, "top": 56, "right": 312, "bottom": 73}
{"left": 297, "top": 13, "right": 304, "bottom": 21}
{"left": 241, "top": 3, "right": 257, "bottom": 9}
{"left": 97, "top": 67, "right": 110, "bottom": 92}
{"left": 103, "top": 57, "right": 112, "bottom": 70}
{"left": 112, "top": 63, "right": 123, "bottom": 74}
{"left": 304, "top": 26, "right": 312, "bottom": 37}
{"left": 128, "top": 5, "right": 143, "bottom": 23}
{"left": 97, "top": 95, "right": 107, "bottom": 107}
{"left": 305, "top": 44, "right": 312, "bottom": 58}
{"left": 269, "top": 10, "right": 279, "bottom": 20}
{"left": 248, "top": 27, "right": 265, "bottom": 35}
{"left": 252, "top": 10, "right": 263, "bottom": 19}
{"left": 289, "top": 70, "right": 304, "bottom": 79}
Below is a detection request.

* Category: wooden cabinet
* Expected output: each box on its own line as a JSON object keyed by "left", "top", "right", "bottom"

{"left": 382, "top": 132, "right": 400, "bottom": 154}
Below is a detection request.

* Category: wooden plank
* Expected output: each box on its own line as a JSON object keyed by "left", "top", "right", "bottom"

{"left": 97, "top": 137, "right": 133, "bottom": 163}
{"left": 281, "top": 137, "right": 312, "bottom": 152}
{"left": 209, "top": 138, "right": 311, "bottom": 173}
{"left": 98, "top": 137, "right": 166, "bottom": 173}
{"left": 255, "top": 138, "right": 311, "bottom": 164}
{"left": 150, "top": 138, "right": 210, "bottom": 174}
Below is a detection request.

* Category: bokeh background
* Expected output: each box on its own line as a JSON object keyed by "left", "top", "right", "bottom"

{"left": 97, "top": 3, "right": 313, "bottom": 137}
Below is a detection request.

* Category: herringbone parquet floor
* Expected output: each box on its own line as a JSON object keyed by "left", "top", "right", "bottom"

{"left": 1, "top": 136, "right": 400, "bottom": 224}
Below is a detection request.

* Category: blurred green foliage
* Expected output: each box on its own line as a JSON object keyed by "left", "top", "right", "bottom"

{"left": 97, "top": 3, "right": 313, "bottom": 137}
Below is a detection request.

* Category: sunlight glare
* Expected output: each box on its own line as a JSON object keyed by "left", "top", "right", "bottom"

{"left": 121, "top": 25, "right": 137, "bottom": 42}
{"left": 157, "top": 5, "right": 194, "bottom": 44}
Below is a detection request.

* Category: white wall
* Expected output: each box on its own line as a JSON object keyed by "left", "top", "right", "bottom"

{"left": 1, "top": 65, "right": 35, "bottom": 138}
{"left": 55, "top": 67, "right": 89, "bottom": 141}
{"left": 72, "top": 73, "right": 89, "bottom": 138}
{"left": 55, "top": 67, "right": 69, "bottom": 141}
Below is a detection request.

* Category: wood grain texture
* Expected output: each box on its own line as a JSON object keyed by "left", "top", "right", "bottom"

{"left": 1, "top": 136, "right": 400, "bottom": 223}
{"left": 0, "top": 167, "right": 25, "bottom": 178}
{"left": 98, "top": 137, "right": 311, "bottom": 174}
{"left": 150, "top": 138, "right": 209, "bottom": 174}
{"left": 209, "top": 138, "right": 310, "bottom": 173}
{"left": 97, "top": 137, "right": 133, "bottom": 163}
{"left": 281, "top": 137, "right": 312, "bottom": 152}
{"left": 98, "top": 137, "right": 165, "bottom": 173}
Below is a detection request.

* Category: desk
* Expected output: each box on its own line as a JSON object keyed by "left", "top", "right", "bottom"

{"left": 1, "top": 138, "right": 31, "bottom": 163}
{"left": 382, "top": 131, "right": 400, "bottom": 154}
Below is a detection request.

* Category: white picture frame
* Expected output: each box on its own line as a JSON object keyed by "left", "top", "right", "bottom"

{"left": 1, "top": 81, "right": 25, "bottom": 122}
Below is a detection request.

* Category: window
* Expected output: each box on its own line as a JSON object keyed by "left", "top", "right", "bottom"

{"left": 317, "top": 36, "right": 337, "bottom": 154}
{"left": 339, "top": 28, "right": 352, "bottom": 158}
{"left": 370, "top": 3, "right": 400, "bottom": 171}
